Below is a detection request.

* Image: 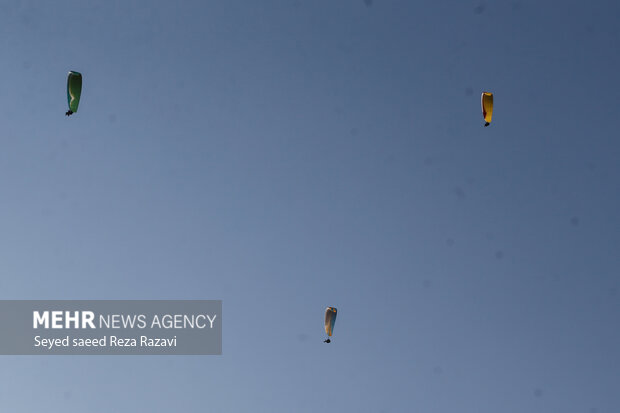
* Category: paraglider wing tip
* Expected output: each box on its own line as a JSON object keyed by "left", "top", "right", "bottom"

{"left": 484, "top": 122, "right": 490, "bottom": 127}
{"left": 65, "top": 110, "right": 73, "bottom": 116}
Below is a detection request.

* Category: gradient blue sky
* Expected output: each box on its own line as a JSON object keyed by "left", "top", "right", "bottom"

{"left": 1, "top": 1, "right": 619, "bottom": 412}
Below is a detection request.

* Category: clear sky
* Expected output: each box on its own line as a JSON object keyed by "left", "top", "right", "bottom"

{"left": 1, "top": 1, "right": 619, "bottom": 412}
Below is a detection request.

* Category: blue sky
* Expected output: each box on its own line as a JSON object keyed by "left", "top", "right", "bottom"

{"left": 1, "top": 1, "right": 619, "bottom": 412}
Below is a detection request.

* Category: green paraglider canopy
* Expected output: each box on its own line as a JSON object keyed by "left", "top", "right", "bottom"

{"left": 66, "top": 71, "right": 82, "bottom": 116}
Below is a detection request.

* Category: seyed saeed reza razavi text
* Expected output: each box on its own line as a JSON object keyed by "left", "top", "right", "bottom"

{"left": 34, "top": 334, "right": 179, "bottom": 349}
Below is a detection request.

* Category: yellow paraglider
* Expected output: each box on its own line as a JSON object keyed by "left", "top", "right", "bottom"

{"left": 481, "top": 92, "right": 493, "bottom": 126}
{"left": 324, "top": 307, "right": 337, "bottom": 343}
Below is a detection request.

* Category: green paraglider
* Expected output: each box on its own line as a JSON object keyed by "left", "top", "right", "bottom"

{"left": 66, "top": 71, "right": 82, "bottom": 116}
